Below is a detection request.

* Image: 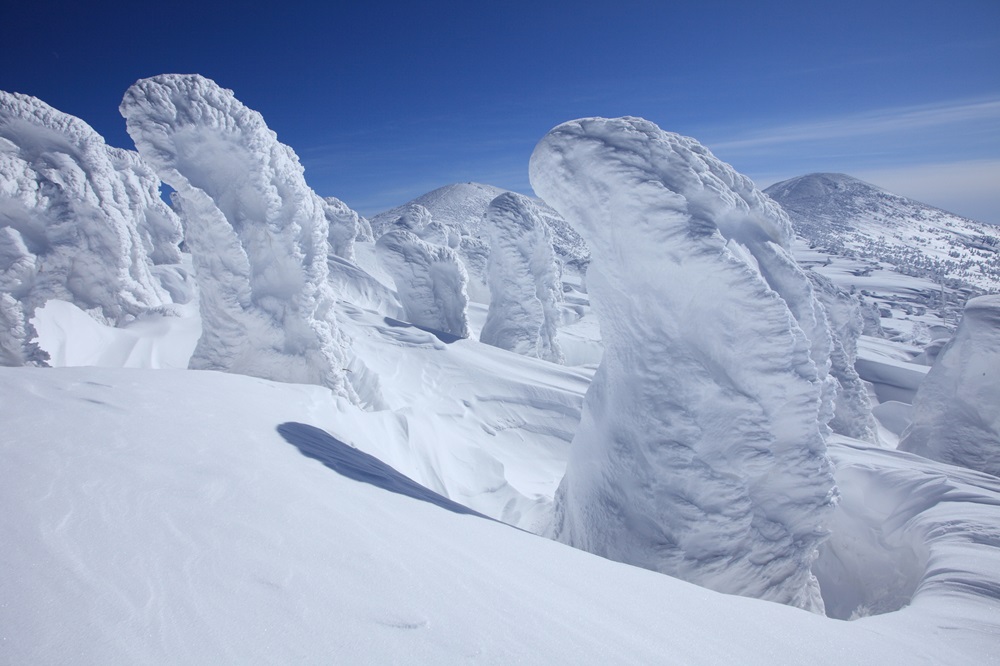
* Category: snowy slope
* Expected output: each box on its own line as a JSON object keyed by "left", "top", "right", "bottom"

{"left": 767, "top": 173, "right": 1000, "bottom": 293}
{"left": 3, "top": 366, "right": 1000, "bottom": 663}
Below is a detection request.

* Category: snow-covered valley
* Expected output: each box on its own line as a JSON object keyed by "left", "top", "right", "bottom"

{"left": 2, "top": 77, "right": 999, "bottom": 663}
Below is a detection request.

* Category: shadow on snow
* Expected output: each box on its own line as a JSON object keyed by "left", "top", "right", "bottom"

{"left": 276, "top": 422, "right": 488, "bottom": 519}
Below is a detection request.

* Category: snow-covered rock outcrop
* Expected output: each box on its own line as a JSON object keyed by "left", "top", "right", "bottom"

{"left": 120, "top": 74, "right": 359, "bottom": 401}
{"left": 480, "top": 192, "right": 563, "bottom": 363}
{"left": 899, "top": 294, "right": 1000, "bottom": 475}
{"left": 375, "top": 229, "right": 469, "bottom": 338}
{"left": 0, "top": 91, "right": 171, "bottom": 366}
{"left": 530, "top": 117, "right": 837, "bottom": 612}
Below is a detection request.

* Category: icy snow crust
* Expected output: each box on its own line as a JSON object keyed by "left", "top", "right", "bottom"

{"left": 0, "top": 91, "right": 172, "bottom": 365}
{"left": 120, "top": 75, "right": 358, "bottom": 401}
{"left": 530, "top": 117, "right": 837, "bottom": 612}
{"left": 899, "top": 294, "right": 1000, "bottom": 475}
{"left": 480, "top": 192, "right": 563, "bottom": 362}
{"left": 375, "top": 229, "right": 470, "bottom": 338}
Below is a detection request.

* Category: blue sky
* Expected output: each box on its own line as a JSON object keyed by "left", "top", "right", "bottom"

{"left": 4, "top": 1, "right": 999, "bottom": 222}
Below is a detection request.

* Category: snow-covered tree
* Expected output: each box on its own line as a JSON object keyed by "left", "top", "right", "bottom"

{"left": 480, "top": 192, "right": 563, "bottom": 363}
{"left": 809, "top": 272, "right": 879, "bottom": 443}
{"left": 375, "top": 229, "right": 469, "bottom": 338}
{"left": 323, "top": 195, "right": 360, "bottom": 261}
{"left": 0, "top": 91, "right": 172, "bottom": 366}
{"left": 121, "top": 74, "right": 360, "bottom": 402}
{"left": 900, "top": 294, "right": 1000, "bottom": 475}
{"left": 530, "top": 116, "right": 837, "bottom": 612}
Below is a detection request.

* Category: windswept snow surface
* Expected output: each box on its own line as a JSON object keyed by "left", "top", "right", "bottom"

{"left": 480, "top": 192, "right": 563, "bottom": 363}
{"left": 120, "top": 74, "right": 359, "bottom": 402}
{"left": 899, "top": 295, "right": 1000, "bottom": 475}
{"left": 3, "top": 366, "right": 1000, "bottom": 663}
{"left": 0, "top": 91, "right": 171, "bottom": 365}
{"left": 375, "top": 229, "right": 470, "bottom": 338}
{"left": 530, "top": 117, "right": 837, "bottom": 612}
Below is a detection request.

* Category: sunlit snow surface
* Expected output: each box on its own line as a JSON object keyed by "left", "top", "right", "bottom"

{"left": 3, "top": 351, "right": 1000, "bottom": 662}
{"left": 3, "top": 94, "right": 1000, "bottom": 661}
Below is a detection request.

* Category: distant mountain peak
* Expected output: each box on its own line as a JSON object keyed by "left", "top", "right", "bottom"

{"left": 766, "top": 173, "right": 999, "bottom": 293}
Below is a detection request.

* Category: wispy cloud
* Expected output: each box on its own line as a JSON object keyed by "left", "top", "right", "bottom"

{"left": 710, "top": 98, "right": 1000, "bottom": 152}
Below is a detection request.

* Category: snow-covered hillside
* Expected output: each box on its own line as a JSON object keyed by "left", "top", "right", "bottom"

{"left": 767, "top": 173, "right": 1000, "bottom": 293}
{"left": 2, "top": 81, "right": 1000, "bottom": 663}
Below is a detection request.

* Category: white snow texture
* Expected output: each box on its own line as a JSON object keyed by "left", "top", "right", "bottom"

{"left": 0, "top": 91, "right": 172, "bottom": 365}
{"left": 480, "top": 192, "right": 563, "bottom": 362}
{"left": 899, "top": 294, "right": 1000, "bottom": 475}
{"left": 530, "top": 116, "right": 837, "bottom": 612}
{"left": 375, "top": 229, "right": 470, "bottom": 338}
{"left": 120, "top": 74, "right": 357, "bottom": 401}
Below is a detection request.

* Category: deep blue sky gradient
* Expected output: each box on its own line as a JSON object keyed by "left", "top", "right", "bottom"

{"left": 4, "top": 1, "right": 999, "bottom": 221}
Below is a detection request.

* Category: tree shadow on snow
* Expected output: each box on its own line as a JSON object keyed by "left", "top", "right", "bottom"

{"left": 382, "top": 317, "right": 463, "bottom": 344}
{"left": 276, "top": 422, "right": 488, "bottom": 519}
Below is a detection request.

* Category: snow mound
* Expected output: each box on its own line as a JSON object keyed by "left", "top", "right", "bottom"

{"left": 375, "top": 229, "right": 470, "bottom": 338}
{"left": 480, "top": 192, "right": 563, "bottom": 363}
{"left": 899, "top": 294, "right": 1000, "bottom": 475}
{"left": 0, "top": 91, "right": 172, "bottom": 365}
{"left": 120, "top": 74, "right": 361, "bottom": 402}
{"left": 530, "top": 116, "right": 836, "bottom": 612}
{"left": 818, "top": 436, "right": 1000, "bottom": 624}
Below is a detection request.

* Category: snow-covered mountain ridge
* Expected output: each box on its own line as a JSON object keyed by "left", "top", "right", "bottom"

{"left": 766, "top": 173, "right": 1000, "bottom": 294}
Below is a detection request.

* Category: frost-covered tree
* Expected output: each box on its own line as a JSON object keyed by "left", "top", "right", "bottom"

{"left": 0, "top": 91, "right": 171, "bottom": 366}
{"left": 375, "top": 229, "right": 469, "bottom": 338}
{"left": 121, "top": 74, "right": 359, "bottom": 402}
{"left": 480, "top": 192, "right": 563, "bottom": 363}
{"left": 323, "top": 195, "right": 360, "bottom": 261}
{"left": 107, "top": 147, "right": 184, "bottom": 266}
{"left": 809, "top": 272, "right": 879, "bottom": 443}
{"left": 530, "top": 117, "right": 837, "bottom": 612}
{"left": 900, "top": 294, "right": 1000, "bottom": 475}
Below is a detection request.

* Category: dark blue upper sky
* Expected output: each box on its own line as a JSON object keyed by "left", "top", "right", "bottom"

{"left": 4, "top": 0, "right": 999, "bottom": 222}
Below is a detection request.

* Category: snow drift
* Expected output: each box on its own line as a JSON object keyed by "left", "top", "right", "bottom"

{"left": 899, "top": 294, "right": 1000, "bottom": 475}
{"left": 375, "top": 229, "right": 470, "bottom": 338}
{"left": 530, "top": 116, "right": 837, "bottom": 612}
{"left": 0, "top": 91, "right": 172, "bottom": 365}
{"left": 480, "top": 192, "right": 563, "bottom": 363}
{"left": 120, "top": 74, "right": 360, "bottom": 402}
